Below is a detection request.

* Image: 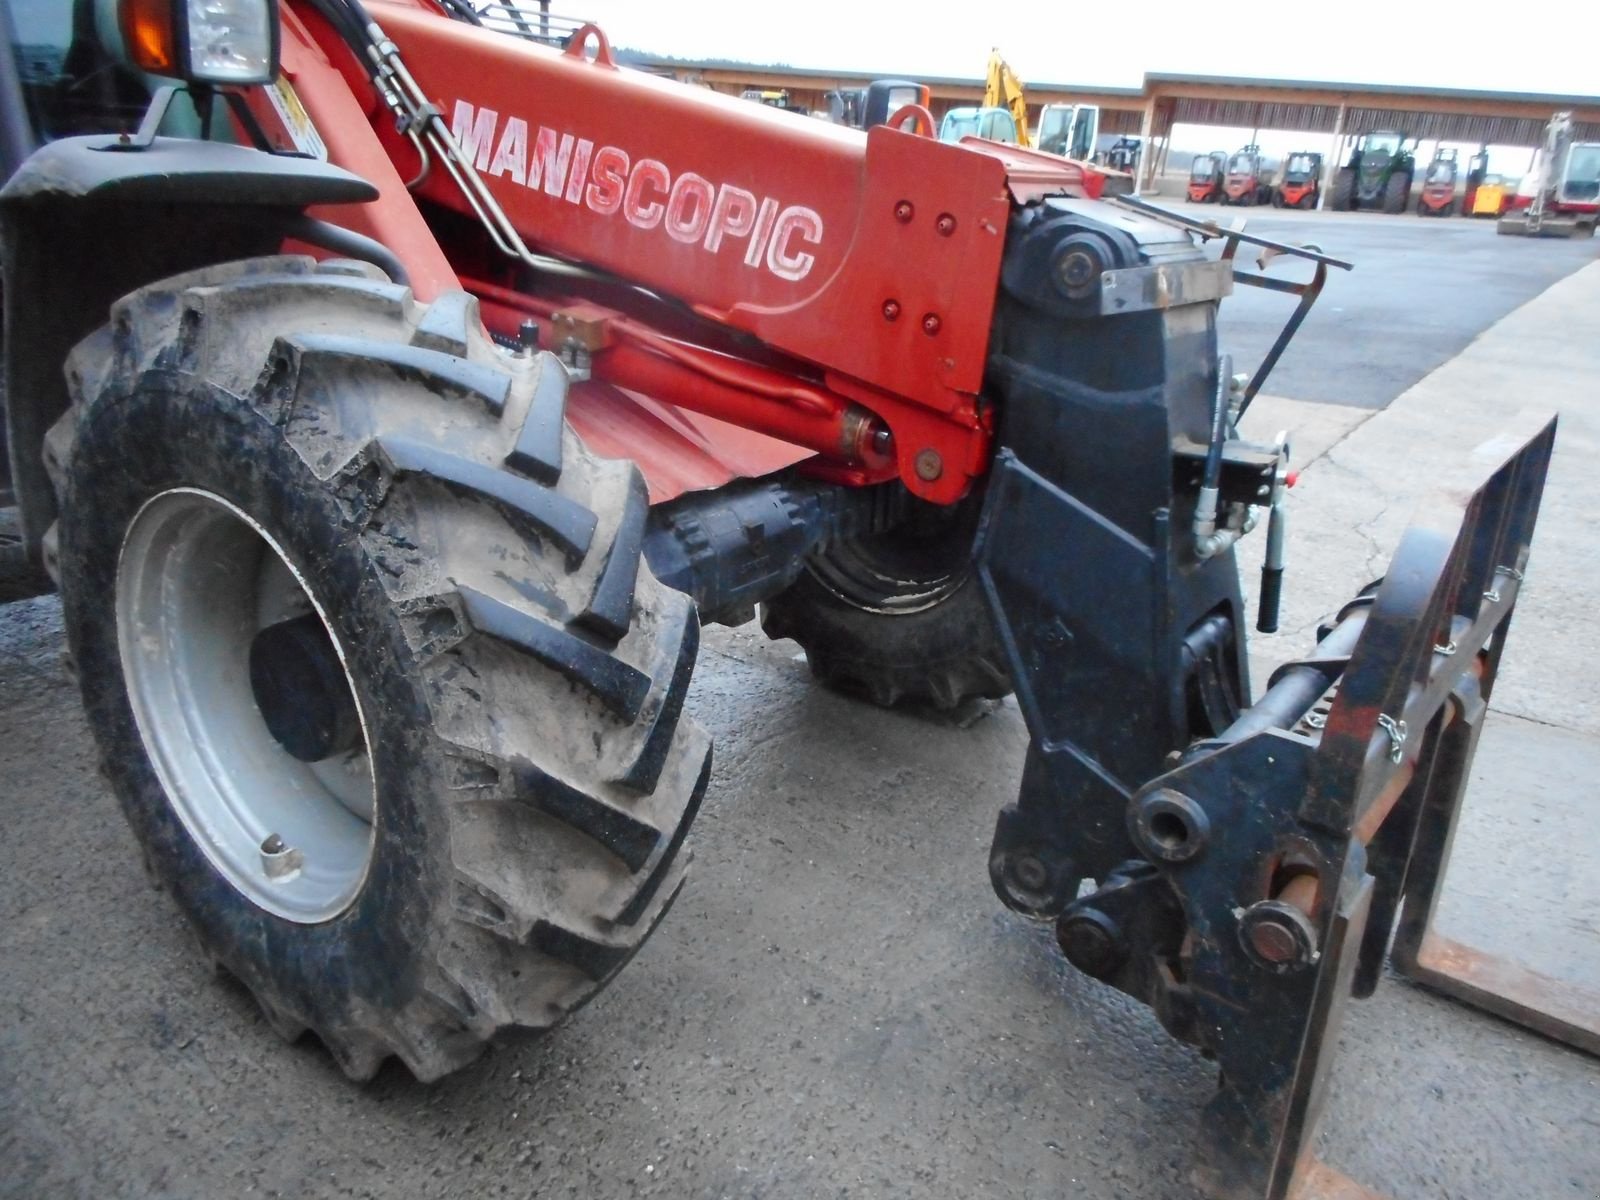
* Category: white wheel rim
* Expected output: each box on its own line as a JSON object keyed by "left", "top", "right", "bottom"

{"left": 116, "top": 488, "right": 376, "bottom": 923}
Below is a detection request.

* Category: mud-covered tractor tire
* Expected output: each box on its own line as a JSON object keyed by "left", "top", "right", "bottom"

{"left": 1332, "top": 167, "right": 1355, "bottom": 211}
{"left": 1383, "top": 171, "right": 1412, "bottom": 214}
{"left": 760, "top": 497, "right": 1009, "bottom": 711}
{"left": 1, "top": 311, "right": 57, "bottom": 603}
{"left": 45, "top": 257, "right": 709, "bottom": 1081}
{"left": 0, "top": 506, "right": 54, "bottom": 603}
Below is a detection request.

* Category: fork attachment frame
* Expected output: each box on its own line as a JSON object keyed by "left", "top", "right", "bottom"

{"left": 988, "top": 408, "right": 1577, "bottom": 1199}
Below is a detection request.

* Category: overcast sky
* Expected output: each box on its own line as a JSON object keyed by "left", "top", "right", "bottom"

{"left": 557, "top": 1, "right": 1600, "bottom": 96}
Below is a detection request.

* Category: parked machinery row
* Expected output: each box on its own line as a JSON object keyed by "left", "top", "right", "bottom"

{"left": 752, "top": 82, "right": 1596, "bottom": 235}
{"left": 1193, "top": 133, "right": 1452, "bottom": 216}
{"left": 1411, "top": 145, "right": 1528, "bottom": 220}
{"left": 1186, "top": 124, "right": 1595, "bottom": 226}
{"left": 1185, "top": 146, "right": 1320, "bottom": 207}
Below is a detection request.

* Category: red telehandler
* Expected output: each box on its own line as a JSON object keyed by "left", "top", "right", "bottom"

{"left": 1273, "top": 151, "right": 1322, "bottom": 209}
{"left": 0, "top": 3, "right": 1581, "bottom": 1198}
{"left": 1221, "top": 143, "right": 1273, "bottom": 205}
{"left": 1416, "top": 147, "right": 1459, "bottom": 216}
{"left": 1187, "top": 150, "right": 1227, "bottom": 202}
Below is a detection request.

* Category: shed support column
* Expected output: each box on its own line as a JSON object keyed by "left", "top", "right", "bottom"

{"left": 1319, "top": 100, "right": 1347, "bottom": 211}
{"left": 1138, "top": 99, "right": 1156, "bottom": 192}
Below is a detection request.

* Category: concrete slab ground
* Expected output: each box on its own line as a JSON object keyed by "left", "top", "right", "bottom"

{"left": 3, "top": 221, "right": 1598, "bottom": 1200}
{"left": 1238, "top": 251, "right": 1600, "bottom": 1012}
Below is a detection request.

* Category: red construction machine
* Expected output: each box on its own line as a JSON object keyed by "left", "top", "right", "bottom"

{"left": 1272, "top": 151, "right": 1322, "bottom": 208}
{"left": 0, "top": 3, "right": 1580, "bottom": 1198}
{"left": 1221, "top": 143, "right": 1273, "bottom": 205}
{"left": 1187, "top": 150, "right": 1226, "bottom": 202}
{"left": 1416, "top": 148, "right": 1460, "bottom": 216}
{"left": 1500, "top": 111, "right": 1600, "bottom": 236}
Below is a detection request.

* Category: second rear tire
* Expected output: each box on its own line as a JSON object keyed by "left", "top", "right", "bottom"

{"left": 1383, "top": 171, "right": 1412, "bottom": 214}
{"left": 761, "top": 495, "right": 1009, "bottom": 711}
{"left": 1332, "top": 168, "right": 1355, "bottom": 211}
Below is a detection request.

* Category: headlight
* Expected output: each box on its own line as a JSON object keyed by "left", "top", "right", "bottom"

{"left": 121, "top": 0, "right": 280, "bottom": 86}
{"left": 186, "top": 0, "right": 278, "bottom": 83}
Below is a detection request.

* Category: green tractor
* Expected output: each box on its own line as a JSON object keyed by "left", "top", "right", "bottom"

{"left": 1332, "top": 131, "right": 1417, "bottom": 213}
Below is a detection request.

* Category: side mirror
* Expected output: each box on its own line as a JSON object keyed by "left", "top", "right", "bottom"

{"left": 120, "top": 0, "right": 281, "bottom": 86}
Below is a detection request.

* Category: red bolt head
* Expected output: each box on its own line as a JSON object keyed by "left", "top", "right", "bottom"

{"left": 894, "top": 200, "right": 914, "bottom": 223}
{"left": 882, "top": 299, "right": 901, "bottom": 321}
{"left": 921, "top": 313, "right": 941, "bottom": 336}
{"left": 936, "top": 213, "right": 957, "bottom": 236}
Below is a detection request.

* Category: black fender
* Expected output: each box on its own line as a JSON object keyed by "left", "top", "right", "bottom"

{"left": 1, "top": 134, "right": 378, "bottom": 564}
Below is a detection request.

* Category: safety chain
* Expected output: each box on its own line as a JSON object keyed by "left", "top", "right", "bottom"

{"left": 1376, "top": 713, "right": 1407, "bottom": 764}
{"left": 1483, "top": 563, "right": 1526, "bottom": 605}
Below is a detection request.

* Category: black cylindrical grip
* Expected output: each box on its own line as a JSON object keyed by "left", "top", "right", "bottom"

{"left": 1257, "top": 567, "right": 1284, "bottom": 634}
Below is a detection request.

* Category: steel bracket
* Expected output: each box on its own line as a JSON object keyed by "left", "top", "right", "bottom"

{"left": 1196, "top": 413, "right": 1576, "bottom": 1199}
{"left": 1047, "top": 414, "right": 1587, "bottom": 1199}
{"left": 1106, "top": 194, "right": 1354, "bottom": 414}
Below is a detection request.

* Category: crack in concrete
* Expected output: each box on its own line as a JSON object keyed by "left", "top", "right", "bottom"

{"left": 1296, "top": 406, "right": 1380, "bottom": 476}
{"left": 1352, "top": 502, "right": 1392, "bottom": 583}
{"left": 1487, "top": 704, "right": 1589, "bottom": 736}
{"left": 1308, "top": 448, "right": 1397, "bottom": 581}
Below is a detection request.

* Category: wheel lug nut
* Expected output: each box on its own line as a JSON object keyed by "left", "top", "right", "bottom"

{"left": 260, "top": 833, "right": 304, "bottom": 880}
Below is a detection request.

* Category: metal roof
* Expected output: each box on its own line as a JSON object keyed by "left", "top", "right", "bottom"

{"left": 626, "top": 57, "right": 1600, "bottom": 145}
{"left": 620, "top": 55, "right": 1600, "bottom": 112}
{"left": 1169, "top": 98, "right": 1600, "bottom": 145}
{"left": 1144, "top": 72, "right": 1600, "bottom": 109}
{"left": 613, "top": 53, "right": 1142, "bottom": 97}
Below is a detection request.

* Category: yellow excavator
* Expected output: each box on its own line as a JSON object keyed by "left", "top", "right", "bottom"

{"left": 984, "top": 49, "right": 1031, "bottom": 148}
{"left": 938, "top": 49, "right": 1032, "bottom": 146}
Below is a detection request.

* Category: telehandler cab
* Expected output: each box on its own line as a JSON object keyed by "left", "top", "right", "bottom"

{"left": 0, "top": 3, "right": 1581, "bottom": 1198}
{"left": 823, "top": 80, "right": 930, "bottom": 131}
{"left": 1037, "top": 101, "right": 1099, "bottom": 162}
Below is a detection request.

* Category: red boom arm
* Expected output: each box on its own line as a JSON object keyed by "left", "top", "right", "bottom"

{"left": 276, "top": 0, "right": 1101, "bottom": 503}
